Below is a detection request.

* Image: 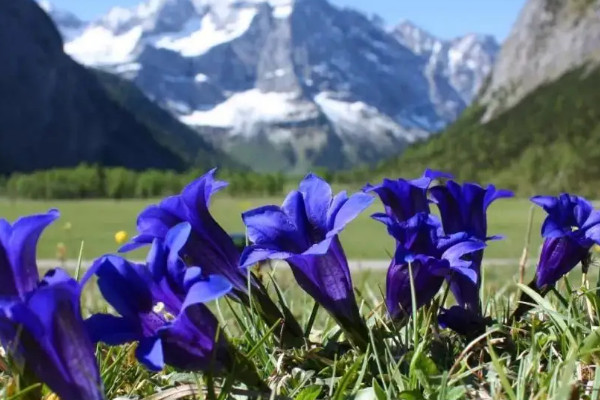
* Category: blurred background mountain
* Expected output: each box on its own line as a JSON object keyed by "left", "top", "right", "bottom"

{"left": 1, "top": 0, "right": 599, "bottom": 195}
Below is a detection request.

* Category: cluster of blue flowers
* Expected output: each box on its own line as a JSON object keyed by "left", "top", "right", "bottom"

{"left": 0, "top": 168, "right": 599, "bottom": 398}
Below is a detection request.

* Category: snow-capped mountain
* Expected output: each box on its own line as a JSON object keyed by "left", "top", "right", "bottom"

{"left": 392, "top": 21, "right": 499, "bottom": 104}
{"left": 47, "top": 0, "right": 499, "bottom": 172}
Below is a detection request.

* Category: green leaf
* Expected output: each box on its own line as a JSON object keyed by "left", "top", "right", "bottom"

{"left": 398, "top": 390, "right": 425, "bottom": 400}
{"left": 580, "top": 327, "right": 600, "bottom": 364}
{"left": 294, "top": 385, "right": 322, "bottom": 400}
{"left": 444, "top": 387, "right": 467, "bottom": 400}
{"left": 372, "top": 378, "right": 386, "bottom": 400}
{"left": 332, "top": 356, "right": 364, "bottom": 400}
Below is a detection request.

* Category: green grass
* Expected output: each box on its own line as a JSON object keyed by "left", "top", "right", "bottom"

{"left": 3, "top": 195, "right": 600, "bottom": 399}
{"left": 0, "top": 197, "right": 544, "bottom": 264}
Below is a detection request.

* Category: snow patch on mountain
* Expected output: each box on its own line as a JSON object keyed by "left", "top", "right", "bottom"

{"left": 181, "top": 90, "right": 319, "bottom": 130}
{"left": 42, "top": 0, "right": 499, "bottom": 171}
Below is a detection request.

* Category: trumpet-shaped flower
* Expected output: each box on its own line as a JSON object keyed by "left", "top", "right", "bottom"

{"left": 429, "top": 181, "right": 513, "bottom": 309}
{"left": 382, "top": 213, "right": 486, "bottom": 319}
{"left": 120, "top": 170, "right": 304, "bottom": 347}
{"left": 0, "top": 210, "right": 103, "bottom": 400}
{"left": 120, "top": 169, "right": 246, "bottom": 290}
{"left": 240, "top": 174, "right": 373, "bottom": 347}
{"left": 84, "top": 225, "right": 233, "bottom": 372}
{"left": 531, "top": 194, "right": 600, "bottom": 287}
{"left": 0, "top": 272, "right": 103, "bottom": 400}
{"left": 364, "top": 169, "right": 452, "bottom": 225}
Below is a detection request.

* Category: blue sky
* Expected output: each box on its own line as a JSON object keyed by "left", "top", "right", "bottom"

{"left": 49, "top": 0, "right": 526, "bottom": 41}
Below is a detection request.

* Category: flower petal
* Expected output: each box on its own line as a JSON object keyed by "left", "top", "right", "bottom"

{"left": 136, "top": 336, "right": 164, "bottom": 371}
{"left": 182, "top": 275, "right": 233, "bottom": 309}
{"left": 85, "top": 314, "right": 139, "bottom": 345}
{"left": 242, "top": 206, "right": 305, "bottom": 253}
{"left": 328, "top": 192, "right": 373, "bottom": 235}
{"left": 298, "top": 173, "right": 333, "bottom": 232}
{"left": 25, "top": 280, "right": 103, "bottom": 400}
{"left": 0, "top": 209, "right": 59, "bottom": 297}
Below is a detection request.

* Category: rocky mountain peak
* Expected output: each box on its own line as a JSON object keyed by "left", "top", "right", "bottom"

{"left": 44, "top": 0, "right": 499, "bottom": 172}
{"left": 480, "top": 0, "right": 600, "bottom": 121}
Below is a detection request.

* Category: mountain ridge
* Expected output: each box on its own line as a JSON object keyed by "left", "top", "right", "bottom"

{"left": 46, "top": 0, "right": 499, "bottom": 172}
{"left": 0, "top": 0, "right": 237, "bottom": 174}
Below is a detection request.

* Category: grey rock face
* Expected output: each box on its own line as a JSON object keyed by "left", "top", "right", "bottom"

{"left": 392, "top": 21, "right": 500, "bottom": 105}
{"left": 49, "top": 0, "right": 499, "bottom": 172}
{"left": 479, "top": 0, "right": 600, "bottom": 121}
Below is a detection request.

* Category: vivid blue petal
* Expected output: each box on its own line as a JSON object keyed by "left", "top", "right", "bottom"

{"left": 302, "top": 237, "right": 334, "bottom": 256}
{"left": 85, "top": 314, "right": 139, "bottom": 345}
{"left": 242, "top": 206, "right": 306, "bottom": 253}
{"left": 386, "top": 255, "right": 445, "bottom": 319}
{"left": 239, "top": 245, "right": 292, "bottom": 267}
{"left": 183, "top": 266, "right": 203, "bottom": 290}
{"left": 326, "top": 191, "right": 349, "bottom": 228}
{"left": 40, "top": 268, "right": 73, "bottom": 287}
{"left": 0, "top": 209, "right": 59, "bottom": 297}
{"left": 136, "top": 336, "right": 164, "bottom": 372}
{"left": 24, "top": 280, "right": 104, "bottom": 400}
{"left": 536, "top": 236, "right": 589, "bottom": 287}
{"left": 483, "top": 186, "right": 514, "bottom": 210}
{"left": 298, "top": 173, "right": 333, "bottom": 232}
{"left": 93, "top": 256, "right": 154, "bottom": 319}
{"left": 182, "top": 275, "right": 233, "bottom": 309}
{"left": 423, "top": 169, "right": 453, "bottom": 181}
{"left": 282, "top": 191, "right": 310, "bottom": 246}
{"left": 328, "top": 193, "right": 373, "bottom": 234}
{"left": 441, "top": 239, "right": 486, "bottom": 263}
{"left": 158, "top": 304, "right": 225, "bottom": 371}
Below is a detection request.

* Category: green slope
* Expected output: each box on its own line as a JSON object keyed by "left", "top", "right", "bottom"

{"left": 375, "top": 65, "right": 600, "bottom": 196}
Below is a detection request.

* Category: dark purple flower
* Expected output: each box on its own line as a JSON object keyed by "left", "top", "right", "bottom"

{"left": 0, "top": 209, "right": 103, "bottom": 400}
{"left": 240, "top": 173, "right": 373, "bottom": 347}
{"left": 0, "top": 271, "right": 103, "bottom": 400}
{"left": 531, "top": 194, "right": 600, "bottom": 287}
{"left": 430, "top": 181, "right": 513, "bottom": 240}
{"left": 121, "top": 169, "right": 246, "bottom": 291}
{"left": 430, "top": 181, "right": 513, "bottom": 309}
{"left": 364, "top": 169, "right": 452, "bottom": 224}
{"left": 121, "top": 170, "right": 304, "bottom": 348}
{"left": 0, "top": 209, "right": 59, "bottom": 297}
{"left": 84, "top": 223, "right": 233, "bottom": 372}
{"left": 438, "top": 306, "right": 493, "bottom": 337}
{"left": 383, "top": 213, "right": 485, "bottom": 319}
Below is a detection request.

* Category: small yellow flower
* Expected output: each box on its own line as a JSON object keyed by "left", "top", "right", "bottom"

{"left": 114, "top": 230, "right": 129, "bottom": 245}
{"left": 63, "top": 222, "right": 72, "bottom": 232}
{"left": 593, "top": 244, "right": 600, "bottom": 253}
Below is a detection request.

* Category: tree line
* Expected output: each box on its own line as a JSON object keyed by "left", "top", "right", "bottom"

{"left": 3, "top": 164, "right": 288, "bottom": 199}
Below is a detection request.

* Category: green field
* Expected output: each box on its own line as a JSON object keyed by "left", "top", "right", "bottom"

{"left": 0, "top": 195, "right": 545, "bottom": 265}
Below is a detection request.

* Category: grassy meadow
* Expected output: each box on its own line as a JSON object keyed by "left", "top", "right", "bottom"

{"left": 0, "top": 196, "right": 544, "bottom": 262}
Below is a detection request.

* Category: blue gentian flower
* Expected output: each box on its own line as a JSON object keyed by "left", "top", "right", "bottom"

{"left": 0, "top": 210, "right": 103, "bottom": 400}
{"left": 121, "top": 169, "right": 304, "bottom": 347}
{"left": 240, "top": 173, "right": 373, "bottom": 348}
{"left": 364, "top": 169, "right": 452, "bottom": 224}
{"left": 0, "top": 209, "right": 60, "bottom": 297}
{"left": 84, "top": 224, "right": 233, "bottom": 372}
{"left": 121, "top": 168, "right": 246, "bottom": 290}
{"left": 381, "top": 213, "right": 486, "bottom": 319}
{"left": 531, "top": 194, "right": 600, "bottom": 287}
{"left": 430, "top": 181, "right": 513, "bottom": 309}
